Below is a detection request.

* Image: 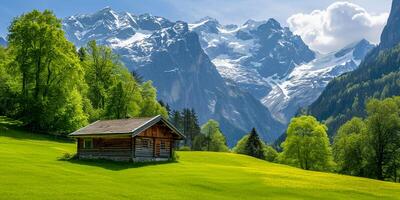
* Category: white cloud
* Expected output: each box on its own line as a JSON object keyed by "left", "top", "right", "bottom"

{"left": 287, "top": 1, "right": 388, "bottom": 53}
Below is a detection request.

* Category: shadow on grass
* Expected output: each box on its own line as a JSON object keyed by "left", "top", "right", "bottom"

{"left": 0, "top": 116, "right": 73, "bottom": 143}
{"left": 61, "top": 158, "right": 177, "bottom": 171}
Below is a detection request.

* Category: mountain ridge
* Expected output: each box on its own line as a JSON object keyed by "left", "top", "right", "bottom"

{"left": 63, "top": 8, "right": 285, "bottom": 145}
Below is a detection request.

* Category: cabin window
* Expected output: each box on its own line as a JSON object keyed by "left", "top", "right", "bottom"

{"left": 83, "top": 138, "right": 93, "bottom": 149}
{"left": 140, "top": 138, "right": 151, "bottom": 148}
{"left": 160, "top": 140, "right": 166, "bottom": 150}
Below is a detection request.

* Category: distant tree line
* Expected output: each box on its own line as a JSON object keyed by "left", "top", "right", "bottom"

{"left": 0, "top": 10, "right": 167, "bottom": 135}
{"left": 277, "top": 97, "right": 400, "bottom": 183}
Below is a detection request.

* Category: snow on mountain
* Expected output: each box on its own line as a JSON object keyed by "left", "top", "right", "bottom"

{"left": 263, "top": 39, "right": 374, "bottom": 123}
{"left": 63, "top": 8, "right": 284, "bottom": 145}
{"left": 63, "top": 7, "right": 372, "bottom": 142}
{"left": 191, "top": 17, "right": 374, "bottom": 124}
{"left": 0, "top": 37, "right": 7, "bottom": 47}
{"left": 190, "top": 17, "right": 315, "bottom": 99}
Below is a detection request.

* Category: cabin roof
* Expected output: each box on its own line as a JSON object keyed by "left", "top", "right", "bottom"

{"left": 69, "top": 115, "right": 185, "bottom": 139}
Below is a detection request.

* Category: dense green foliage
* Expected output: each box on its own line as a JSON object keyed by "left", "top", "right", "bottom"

{"left": 192, "top": 120, "right": 228, "bottom": 152}
{"left": 333, "top": 97, "right": 400, "bottom": 181}
{"left": 0, "top": 10, "right": 167, "bottom": 135}
{"left": 308, "top": 45, "right": 400, "bottom": 136}
{"left": 280, "top": 116, "right": 334, "bottom": 171}
{"left": 333, "top": 118, "right": 370, "bottom": 176}
{"left": 243, "top": 128, "right": 265, "bottom": 159}
{"left": 234, "top": 135, "right": 279, "bottom": 162}
{"left": 169, "top": 108, "right": 201, "bottom": 148}
{"left": 6, "top": 10, "right": 88, "bottom": 133}
{"left": 1, "top": 124, "right": 400, "bottom": 200}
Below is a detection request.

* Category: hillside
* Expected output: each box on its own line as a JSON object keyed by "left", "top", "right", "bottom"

{"left": 0, "top": 123, "right": 399, "bottom": 199}
{"left": 307, "top": 0, "right": 400, "bottom": 135}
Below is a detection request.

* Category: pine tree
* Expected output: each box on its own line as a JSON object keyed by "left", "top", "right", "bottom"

{"left": 243, "top": 128, "right": 265, "bottom": 159}
{"left": 170, "top": 110, "right": 183, "bottom": 132}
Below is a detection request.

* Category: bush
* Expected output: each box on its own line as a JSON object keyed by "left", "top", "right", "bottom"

{"left": 171, "top": 151, "right": 180, "bottom": 161}
{"left": 58, "top": 152, "right": 77, "bottom": 161}
{"left": 178, "top": 146, "right": 191, "bottom": 151}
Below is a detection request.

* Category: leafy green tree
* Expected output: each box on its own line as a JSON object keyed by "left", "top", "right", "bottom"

{"left": 264, "top": 145, "right": 279, "bottom": 162}
{"left": 105, "top": 80, "right": 140, "bottom": 119}
{"left": 139, "top": 81, "right": 168, "bottom": 118}
{"left": 0, "top": 47, "right": 19, "bottom": 116}
{"left": 281, "top": 116, "right": 334, "bottom": 171}
{"left": 82, "top": 40, "right": 116, "bottom": 110}
{"left": 233, "top": 134, "right": 249, "bottom": 154}
{"left": 193, "top": 120, "right": 228, "bottom": 152}
{"left": 365, "top": 98, "right": 400, "bottom": 180}
{"left": 333, "top": 117, "right": 370, "bottom": 176}
{"left": 7, "top": 10, "right": 88, "bottom": 133}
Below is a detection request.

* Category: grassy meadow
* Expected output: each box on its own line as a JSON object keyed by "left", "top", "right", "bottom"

{"left": 0, "top": 120, "right": 399, "bottom": 200}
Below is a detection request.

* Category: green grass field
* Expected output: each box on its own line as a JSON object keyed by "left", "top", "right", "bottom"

{"left": 0, "top": 120, "right": 399, "bottom": 200}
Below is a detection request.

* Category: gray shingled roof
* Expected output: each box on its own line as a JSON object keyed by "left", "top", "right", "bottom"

{"left": 69, "top": 115, "right": 185, "bottom": 139}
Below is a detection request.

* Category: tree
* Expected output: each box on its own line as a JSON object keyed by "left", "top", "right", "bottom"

{"left": 333, "top": 117, "right": 370, "bottom": 176}
{"left": 170, "top": 110, "right": 183, "bottom": 132}
{"left": 365, "top": 98, "right": 400, "bottom": 180}
{"left": 0, "top": 46, "right": 19, "bottom": 116}
{"left": 264, "top": 145, "right": 279, "bottom": 162}
{"left": 243, "top": 128, "right": 265, "bottom": 159}
{"left": 139, "top": 81, "right": 168, "bottom": 118}
{"left": 181, "top": 108, "right": 201, "bottom": 147}
{"left": 7, "top": 10, "right": 88, "bottom": 133}
{"left": 233, "top": 132, "right": 278, "bottom": 162}
{"left": 193, "top": 120, "right": 228, "bottom": 152}
{"left": 82, "top": 40, "right": 116, "bottom": 110}
{"left": 281, "top": 116, "right": 334, "bottom": 171}
{"left": 105, "top": 80, "right": 140, "bottom": 119}
{"left": 81, "top": 41, "right": 165, "bottom": 121}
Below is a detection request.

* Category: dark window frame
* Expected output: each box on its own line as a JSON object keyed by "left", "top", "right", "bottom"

{"left": 83, "top": 138, "right": 93, "bottom": 149}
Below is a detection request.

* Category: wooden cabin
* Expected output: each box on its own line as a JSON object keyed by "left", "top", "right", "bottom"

{"left": 69, "top": 115, "right": 185, "bottom": 162}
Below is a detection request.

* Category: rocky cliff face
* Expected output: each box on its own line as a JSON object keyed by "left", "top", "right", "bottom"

{"left": 63, "top": 8, "right": 284, "bottom": 145}
{"left": 380, "top": 0, "right": 400, "bottom": 49}
{"left": 190, "top": 17, "right": 315, "bottom": 99}
{"left": 191, "top": 17, "right": 372, "bottom": 124}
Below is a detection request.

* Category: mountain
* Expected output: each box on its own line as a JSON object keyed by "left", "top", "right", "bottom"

{"left": 190, "top": 17, "right": 372, "bottom": 124}
{"left": 307, "top": 0, "right": 400, "bottom": 136}
{"left": 190, "top": 17, "right": 315, "bottom": 99}
{"left": 380, "top": 0, "right": 400, "bottom": 49}
{"left": 263, "top": 39, "right": 374, "bottom": 123}
{"left": 0, "top": 37, "right": 7, "bottom": 47}
{"left": 63, "top": 8, "right": 284, "bottom": 145}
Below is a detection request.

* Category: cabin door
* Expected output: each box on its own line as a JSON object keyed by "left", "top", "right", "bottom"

{"left": 159, "top": 139, "right": 171, "bottom": 158}
{"left": 135, "top": 137, "right": 154, "bottom": 157}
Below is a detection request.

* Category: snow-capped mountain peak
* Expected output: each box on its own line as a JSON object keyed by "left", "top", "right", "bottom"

{"left": 263, "top": 39, "right": 374, "bottom": 123}
{"left": 63, "top": 9, "right": 285, "bottom": 145}
{"left": 192, "top": 17, "right": 315, "bottom": 99}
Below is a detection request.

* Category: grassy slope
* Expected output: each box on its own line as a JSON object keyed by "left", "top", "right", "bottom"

{"left": 0, "top": 124, "right": 399, "bottom": 199}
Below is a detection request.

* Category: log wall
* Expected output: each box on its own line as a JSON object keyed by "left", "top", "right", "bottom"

{"left": 77, "top": 137, "right": 132, "bottom": 161}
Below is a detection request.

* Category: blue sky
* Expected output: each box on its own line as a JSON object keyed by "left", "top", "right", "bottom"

{"left": 0, "top": 0, "right": 393, "bottom": 52}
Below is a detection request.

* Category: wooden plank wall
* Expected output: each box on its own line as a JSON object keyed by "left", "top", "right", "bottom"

{"left": 136, "top": 122, "right": 175, "bottom": 158}
{"left": 78, "top": 137, "right": 132, "bottom": 161}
